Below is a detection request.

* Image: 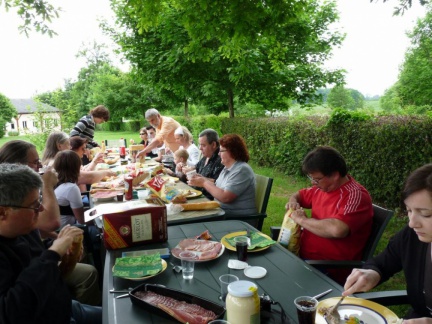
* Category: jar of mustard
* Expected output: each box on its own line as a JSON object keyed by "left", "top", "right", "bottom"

{"left": 226, "top": 280, "right": 260, "bottom": 324}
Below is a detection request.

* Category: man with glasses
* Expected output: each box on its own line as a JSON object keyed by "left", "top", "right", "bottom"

{"left": 0, "top": 163, "right": 101, "bottom": 323}
{"left": 285, "top": 146, "right": 373, "bottom": 283}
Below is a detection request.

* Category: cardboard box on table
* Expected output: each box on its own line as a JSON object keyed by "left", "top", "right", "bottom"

{"left": 84, "top": 197, "right": 167, "bottom": 250}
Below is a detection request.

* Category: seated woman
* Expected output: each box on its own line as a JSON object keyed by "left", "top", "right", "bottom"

{"left": 343, "top": 163, "right": 432, "bottom": 321}
{"left": 53, "top": 150, "right": 86, "bottom": 227}
{"left": 174, "top": 126, "right": 200, "bottom": 166}
{"left": 188, "top": 134, "right": 257, "bottom": 216}
{"left": 70, "top": 136, "right": 104, "bottom": 172}
{"left": 41, "top": 131, "right": 70, "bottom": 166}
{"left": 139, "top": 127, "right": 150, "bottom": 147}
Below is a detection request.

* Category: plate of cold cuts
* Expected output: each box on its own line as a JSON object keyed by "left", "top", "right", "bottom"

{"left": 171, "top": 239, "right": 225, "bottom": 262}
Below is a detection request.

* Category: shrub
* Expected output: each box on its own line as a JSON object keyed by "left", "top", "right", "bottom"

{"left": 8, "top": 131, "right": 19, "bottom": 136}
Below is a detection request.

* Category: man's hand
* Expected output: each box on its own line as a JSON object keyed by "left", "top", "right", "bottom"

{"left": 187, "top": 174, "right": 205, "bottom": 187}
{"left": 136, "top": 149, "right": 147, "bottom": 158}
{"left": 342, "top": 268, "right": 381, "bottom": 296}
{"left": 49, "top": 225, "right": 83, "bottom": 257}
{"left": 41, "top": 168, "right": 58, "bottom": 188}
{"left": 290, "top": 208, "right": 308, "bottom": 225}
{"left": 285, "top": 201, "right": 300, "bottom": 210}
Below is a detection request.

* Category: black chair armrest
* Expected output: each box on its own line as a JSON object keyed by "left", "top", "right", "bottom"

{"left": 270, "top": 226, "right": 281, "bottom": 240}
{"left": 305, "top": 260, "right": 365, "bottom": 269}
{"left": 355, "top": 290, "right": 408, "bottom": 306}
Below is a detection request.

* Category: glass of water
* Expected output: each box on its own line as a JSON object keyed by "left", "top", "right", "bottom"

{"left": 179, "top": 251, "right": 197, "bottom": 280}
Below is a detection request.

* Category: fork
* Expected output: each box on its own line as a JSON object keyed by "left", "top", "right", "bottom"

{"left": 326, "top": 296, "right": 345, "bottom": 324}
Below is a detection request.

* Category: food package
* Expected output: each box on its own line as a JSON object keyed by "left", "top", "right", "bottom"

{"left": 84, "top": 198, "right": 168, "bottom": 250}
{"left": 59, "top": 234, "right": 83, "bottom": 276}
{"left": 144, "top": 175, "right": 167, "bottom": 197}
{"left": 89, "top": 147, "right": 101, "bottom": 161}
{"left": 130, "top": 144, "right": 145, "bottom": 163}
{"left": 151, "top": 164, "right": 164, "bottom": 177}
{"left": 277, "top": 208, "right": 301, "bottom": 255}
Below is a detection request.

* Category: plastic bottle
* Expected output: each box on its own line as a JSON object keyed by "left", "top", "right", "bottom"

{"left": 226, "top": 280, "right": 260, "bottom": 324}
{"left": 124, "top": 176, "right": 133, "bottom": 201}
{"left": 119, "top": 138, "right": 126, "bottom": 159}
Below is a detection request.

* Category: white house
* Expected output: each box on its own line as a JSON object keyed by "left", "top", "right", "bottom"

{"left": 7, "top": 99, "right": 61, "bottom": 135}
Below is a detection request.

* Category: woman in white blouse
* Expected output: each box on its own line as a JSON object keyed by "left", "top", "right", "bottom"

{"left": 174, "top": 126, "right": 200, "bottom": 167}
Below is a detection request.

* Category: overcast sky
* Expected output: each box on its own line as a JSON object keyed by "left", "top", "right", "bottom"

{"left": 0, "top": 1, "right": 427, "bottom": 99}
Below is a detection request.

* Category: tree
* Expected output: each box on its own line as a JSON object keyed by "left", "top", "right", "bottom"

{"left": 377, "top": 0, "right": 430, "bottom": 15}
{"left": 107, "top": 0, "right": 344, "bottom": 117}
{"left": 0, "top": 93, "right": 17, "bottom": 137}
{"left": 396, "top": 8, "right": 432, "bottom": 107}
{"left": 1, "top": 0, "right": 60, "bottom": 36}
{"left": 327, "top": 85, "right": 354, "bottom": 110}
{"left": 380, "top": 84, "right": 402, "bottom": 112}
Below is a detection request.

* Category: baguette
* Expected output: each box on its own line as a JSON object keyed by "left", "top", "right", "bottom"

{"left": 179, "top": 201, "right": 220, "bottom": 211}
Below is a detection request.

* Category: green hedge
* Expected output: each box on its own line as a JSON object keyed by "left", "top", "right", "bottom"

{"left": 221, "top": 110, "right": 432, "bottom": 209}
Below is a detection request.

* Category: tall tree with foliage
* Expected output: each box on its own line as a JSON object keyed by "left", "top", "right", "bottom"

{"left": 107, "top": 0, "right": 345, "bottom": 117}
{"left": 396, "top": 8, "right": 432, "bottom": 107}
{"left": 0, "top": 93, "right": 17, "bottom": 137}
{"left": 327, "top": 85, "right": 355, "bottom": 110}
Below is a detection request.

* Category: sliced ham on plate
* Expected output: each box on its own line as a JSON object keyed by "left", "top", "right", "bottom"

{"left": 171, "top": 239, "right": 224, "bottom": 261}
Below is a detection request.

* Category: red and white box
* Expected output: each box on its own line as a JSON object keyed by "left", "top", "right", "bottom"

{"left": 85, "top": 197, "right": 167, "bottom": 250}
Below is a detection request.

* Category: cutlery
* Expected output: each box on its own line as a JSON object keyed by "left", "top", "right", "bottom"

{"left": 115, "top": 293, "right": 130, "bottom": 299}
{"left": 327, "top": 295, "right": 346, "bottom": 323}
{"left": 109, "top": 288, "right": 132, "bottom": 293}
{"left": 170, "top": 262, "right": 183, "bottom": 273}
{"left": 313, "top": 289, "right": 332, "bottom": 300}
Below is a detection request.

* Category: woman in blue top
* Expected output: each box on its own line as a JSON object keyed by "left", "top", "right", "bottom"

{"left": 188, "top": 134, "right": 256, "bottom": 216}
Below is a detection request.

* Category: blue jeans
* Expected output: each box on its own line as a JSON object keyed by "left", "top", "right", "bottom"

{"left": 70, "top": 300, "right": 102, "bottom": 324}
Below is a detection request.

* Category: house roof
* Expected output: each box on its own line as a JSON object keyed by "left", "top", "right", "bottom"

{"left": 10, "top": 99, "right": 60, "bottom": 114}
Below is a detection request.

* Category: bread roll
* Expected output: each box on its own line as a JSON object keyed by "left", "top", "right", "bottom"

{"left": 59, "top": 234, "right": 83, "bottom": 276}
{"left": 179, "top": 201, "right": 220, "bottom": 211}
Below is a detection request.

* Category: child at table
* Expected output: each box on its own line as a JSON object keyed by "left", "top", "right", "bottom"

{"left": 164, "top": 149, "right": 189, "bottom": 182}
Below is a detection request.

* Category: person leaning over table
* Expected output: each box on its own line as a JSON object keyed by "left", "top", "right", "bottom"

{"left": 285, "top": 145, "right": 373, "bottom": 284}
{"left": 174, "top": 126, "right": 200, "bottom": 167}
{"left": 136, "top": 108, "right": 181, "bottom": 159}
{"left": 0, "top": 140, "right": 101, "bottom": 306}
{"left": 70, "top": 105, "right": 109, "bottom": 149}
{"left": 343, "top": 163, "right": 432, "bottom": 323}
{"left": 182, "top": 128, "right": 224, "bottom": 200}
{"left": 0, "top": 163, "right": 102, "bottom": 324}
{"left": 188, "top": 133, "right": 257, "bottom": 216}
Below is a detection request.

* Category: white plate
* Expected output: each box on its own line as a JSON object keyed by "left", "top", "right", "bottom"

{"left": 244, "top": 266, "right": 267, "bottom": 279}
{"left": 172, "top": 241, "right": 225, "bottom": 263}
{"left": 316, "top": 297, "right": 399, "bottom": 324}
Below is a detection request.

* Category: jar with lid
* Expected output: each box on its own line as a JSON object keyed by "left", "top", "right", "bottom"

{"left": 226, "top": 280, "right": 260, "bottom": 324}
{"left": 124, "top": 176, "right": 133, "bottom": 201}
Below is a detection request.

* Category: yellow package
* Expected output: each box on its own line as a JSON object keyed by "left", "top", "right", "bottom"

{"left": 277, "top": 208, "right": 301, "bottom": 255}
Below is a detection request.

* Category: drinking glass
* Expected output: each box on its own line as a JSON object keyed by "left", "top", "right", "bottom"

{"left": 179, "top": 251, "right": 197, "bottom": 280}
{"left": 294, "top": 296, "right": 318, "bottom": 324}
{"left": 234, "top": 236, "right": 249, "bottom": 262}
{"left": 218, "top": 274, "right": 239, "bottom": 301}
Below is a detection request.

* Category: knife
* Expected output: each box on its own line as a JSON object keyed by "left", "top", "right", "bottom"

{"left": 115, "top": 293, "right": 130, "bottom": 299}
{"left": 313, "top": 289, "right": 332, "bottom": 300}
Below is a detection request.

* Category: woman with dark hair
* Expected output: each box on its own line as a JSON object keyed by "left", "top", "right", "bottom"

{"left": 70, "top": 136, "right": 104, "bottom": 172}
{"left": 344, "top": 163, "right": 432, "bottom": 321}
{"left": 188, "top": 134, "right": 256, "bottom": 216}
{"left": 53, "top": 150, "right": 85, "bottom": 227}
{"left": 70, "top": 105, "right": 110, "bottom": 148}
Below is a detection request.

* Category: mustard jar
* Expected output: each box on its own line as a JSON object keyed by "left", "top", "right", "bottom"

{"left": 226, "top": 280, "right": 260, "bottom": 324}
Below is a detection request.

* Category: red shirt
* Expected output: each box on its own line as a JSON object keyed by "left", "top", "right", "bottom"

{"left": 298, "top": 176, "right": 373, "bottom": 261}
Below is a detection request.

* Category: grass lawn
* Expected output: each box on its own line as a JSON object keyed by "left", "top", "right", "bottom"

{"left": 0, "top": 131, "right": 409, "bottom": 316}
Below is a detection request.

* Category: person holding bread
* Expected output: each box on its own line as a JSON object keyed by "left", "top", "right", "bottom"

{"left": 0, "top": 163, "right": 101, "bottom": 323}
{"left": 188, "top": 133, "right": 257, "bottom": 216}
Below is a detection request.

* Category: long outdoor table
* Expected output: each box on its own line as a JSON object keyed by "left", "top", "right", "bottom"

{"left": 89, "top": 175, "right": 225, "bottom": 226}
{"left": 102, "top": 220, "right": 344, "bottom": 323}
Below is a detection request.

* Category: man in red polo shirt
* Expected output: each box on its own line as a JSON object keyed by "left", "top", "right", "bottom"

{"left": 286, "top": 146, "right": 373, "bottom": 283}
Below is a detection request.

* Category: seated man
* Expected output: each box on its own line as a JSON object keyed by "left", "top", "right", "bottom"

{"left": 182, "top": 129, "right": 224, "bottom": 200}
{"left": 286, "top": 146, "right": 373, "bottom": 283}
{"left": 0, "top": 163, "right": 101, "bottom": 323}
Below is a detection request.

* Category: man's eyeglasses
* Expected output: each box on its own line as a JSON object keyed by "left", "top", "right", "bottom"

{"left": 28, "top": 159, "right": 42, "bottom": 166}
{"left": 219, "top": 150, "right": 227, "bottom": 153}
{"left": 140, "top": 133, "right": 146, "bottom": 135}
{"left": 2, "top": 195, "right": 43, "bottom": 214}
{"left": 307, "top": 175, "right": 325, "bottom": 184}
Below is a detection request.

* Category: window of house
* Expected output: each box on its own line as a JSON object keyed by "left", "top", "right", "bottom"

{"left": 10, "top": 123, "right": 15, "bottom": 129}
{"left": 22, "top": 121, "right": 27, "bottom": 129}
